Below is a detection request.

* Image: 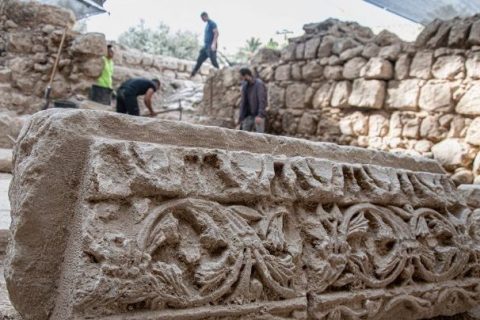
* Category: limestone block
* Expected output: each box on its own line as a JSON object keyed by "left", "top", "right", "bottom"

{"left": 362, "top": 43, "right": 380, "bottom": 58}
{"left": 323, "top": 66, "right": 343, "bottom": 80}
{"left": 374, "top": 30, "right": 401, "bottom": 46}
{"left": 348, "top": 79, "right": 386, "bottom": 109}
{"left": 414, "top": 140, "right": 433, "bottom": 153}
{"left": 317, "top": 36, "right": 334, "bottom": 58}
{"left": 466, "top": 117, "right": 480, "bottom": 146}
{"left": 419, "top": 81, "right": 453, "bottom": 112}
{"left": 339, "top": 46, "right": 363, "bottom": 62}
{"left": 468, "top": 20, "right": 480, "bottom": 46}
{"left": 295, "top": 42, "right": 305, "bottom": 60}
{"left": 291, "top": 63, "right": 303, "bottom": 81}
{"left": 466, "top": 53, "right": 480, "bottom": 79}
{"left": 378, "top": 44, "right": 401, "bottom": 61}
{"left": 362, "top": 58, "right": 393, "bottom": 80}
{"left": 286, "top": 83, "right": 308, "bottom": 109}
{"left": 368, "top": 113, "right": 389, "bottom": 137}
{"left": 432, "top": 138, "right": 476, "bottom": 170}
{"left": 451, "top": 169, "right": 474, "bottom": 186}
{"left": 331, "top": 37, "right": 358, "bottom": 55}
{"left": 79, "top": 57, "right": 104, "bottom": 78}
{"left": 70, "top": 33, "right": 106, "bottom": 56}
{"left": 268, "top": 84, "right": 285, "bottom": 109}
{"left": 456, "top": 83, "right": 480, "bottom": 116}
{"left": 331, "top": 81, "right": 351, "bottom": 108}
{"left": 410, "top": 51, "right": 433, "bottom": 79}
{"left": 312, "top": 82, "right": 334, "bottom": 109}
{"left": 275, "top": 65, "right": 291, "bottom": 81}
{"left": 386, "top": 80, "right": 422, "bottom": 111}
{"left": 302, "top": 61, "right": 323, "bottom": 80}
{"left": 304, "top": 37, "right": 321, "bottom": 59}
{"left": 343, "top": 57, "right": 367, "bottom": 79}
{"left": 474, "top": 153, "right": 480, "bottom": 177}
{"left": 9, "top": 110, "right": 478, "bottom": 320}
{"left": 448, "top": 21, "right": 470, "bottom": 47}
{"left": 431, "top": 55, "right": 465, "bottom": 80}
{"left": 297, "top": 113, "right": 317, "bottom": 135}
{"left": 395, "top": 54, "right": 411, "bottom": 80}
{"left": 401, "top": 113, "right": 421, "bottom": 139}
{"left": 282, "top": 43, "right": 296, "bottom": 61}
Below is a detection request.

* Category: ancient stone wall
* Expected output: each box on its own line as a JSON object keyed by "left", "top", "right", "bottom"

{"left": 199, "top": 18, "right": 480, "bottom": 185}
{"left": 6, "top": 109, "right": 480, "bottom": 320}
{"left": 0, "top": 0, "right": 210, "bottom": 116}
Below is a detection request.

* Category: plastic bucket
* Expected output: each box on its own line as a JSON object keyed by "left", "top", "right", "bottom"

{"left": 90, "top": 84, "right": 112, "bottom": 105}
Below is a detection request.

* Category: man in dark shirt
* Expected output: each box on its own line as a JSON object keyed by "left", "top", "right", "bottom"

{"left": 191, "top": 12, "right": 219, "bottom": 77}
{"left": 116, "top": 78, "right": 160, "bottom": 116}
{"left": 238, "top": 68, "right": 267, "bottom": 133}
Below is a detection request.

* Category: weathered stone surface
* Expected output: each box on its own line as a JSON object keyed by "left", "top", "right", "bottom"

{"left": 368, "top": 113, "right": 389, "bottom": 137}
{"left": 362, "top": 43, "right": 380, "bottom": 58}
{"left": 378, "top": 44, "right": 401, "bottom": 61}
{"left": 362, "top": 58, "right": 393, "bottom": 80}
{"left": 466, "top": 53, "right": 480, "bottom": 79}
{"left": 456, "top": 83, "right": 480, "bottom": 116}
{"left": 343, "top": 57, "right": 367, "bottom": 79}
{"left": 395, "top": 54, "right": 411, "bottom": 80}
{"left": 466, "top": 117, "right": 480, "bottom": 146}
{"left": 304, "top": 37, "right": 321, "bottom": 59}
{"left": 410, "top": 51, "right": 433, "bottom": 79}
{"left": 323, "top": 65, "right": 343, "bottom": 80}
{"left": 451, "top": 168, "right": 474, "bottom": 185}
{"left": 339, "top": 46, "right": 363, "bottom": 62}
{"left": 386, "top": 80, "right": 422, "bottom": 111}
{"left": 432, "top": 138, "right": 476, "bottom": 170}
{"left": 70, "top": 33, "right": 107, "bottom": 56}
{"left": 331, "top": 37, "right": 358, "bottom": 55}
{"left": 419, "top": 81, "right": 453, "bottom": 112}
{"left": 468, "top": 20, "right": 480, "bottom": 46}
{"left": 7, "top": 109, "right": 480, "bottom": 320}
{"left": 286, "top": 83, "right": 308, "bottom": 109}
{"left": 348, "top": 79, "right": 385, "bottom": 109}
{"left": 312, "top": 82, "right": 334, "bottom": 109}
{"left": 331, "top": 81, "right": 351, "bottom": 108}
{"left": 302, "top": 61, "right": 323, "bottom": 80}
{"left": 275, "top": 65, "right": 291, "bottom": 81}
{"left": 431, "top": 55, "right": 465, "bottom": 80}
{"left": 267, "top": 84, "right": 285, "bottom": 109}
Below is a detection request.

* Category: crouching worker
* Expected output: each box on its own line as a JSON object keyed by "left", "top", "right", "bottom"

{"left": 238, "top": 68, "right": 267, "bottom": 133}
{"left": 116, "top": 78, "right": 160, "bottom": 116}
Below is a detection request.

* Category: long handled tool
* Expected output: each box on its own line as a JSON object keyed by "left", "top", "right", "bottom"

{"left": 42, "top": 26, "right": 69, "bottom": 110}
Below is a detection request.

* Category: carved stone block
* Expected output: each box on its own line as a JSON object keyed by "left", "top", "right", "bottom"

{"left": 6, "top": 110, "right": 480, "bottom": 320}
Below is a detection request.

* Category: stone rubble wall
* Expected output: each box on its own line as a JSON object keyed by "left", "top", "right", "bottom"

{"left": 0, "top": 0, "right": 210, "bottom": 141}
{"left": 199, "top": 18, "right": 480, "bottom": 185}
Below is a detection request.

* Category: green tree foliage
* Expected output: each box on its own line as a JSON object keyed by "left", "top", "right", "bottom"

{"left": 118, "top": 20, "right": 201, "bottom": 60}
{"left": 233, "top": 37, "right": 263, "bottom": 63}
{"left": 265, "top": 38, "right": 280, "bottom": 50}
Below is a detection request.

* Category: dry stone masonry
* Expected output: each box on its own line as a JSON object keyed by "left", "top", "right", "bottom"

{"left": 0, "top": 0, "right": 209, "bottom": 147}
{"left": 5, "top": 109, "right": 480, "bottom": 319}
{"left": 199, "top": 18, "right": 480, "bottom": 185}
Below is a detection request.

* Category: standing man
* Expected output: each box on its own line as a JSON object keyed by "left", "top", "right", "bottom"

{"left": 116, "top": 78, "right": 160, "bottom": 116}
{"left": 191, "top": 12, "right": 219, "bottom": 77}
{"left": 238, "top": 68, "right": 267, "bottom": 133}
{"left": 97, "top": 44, "right": 115, "bottom": 90}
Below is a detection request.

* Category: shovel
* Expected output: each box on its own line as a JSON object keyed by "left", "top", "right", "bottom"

{"left": 42, "top": 26, "right": 68, "bottom": 110}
